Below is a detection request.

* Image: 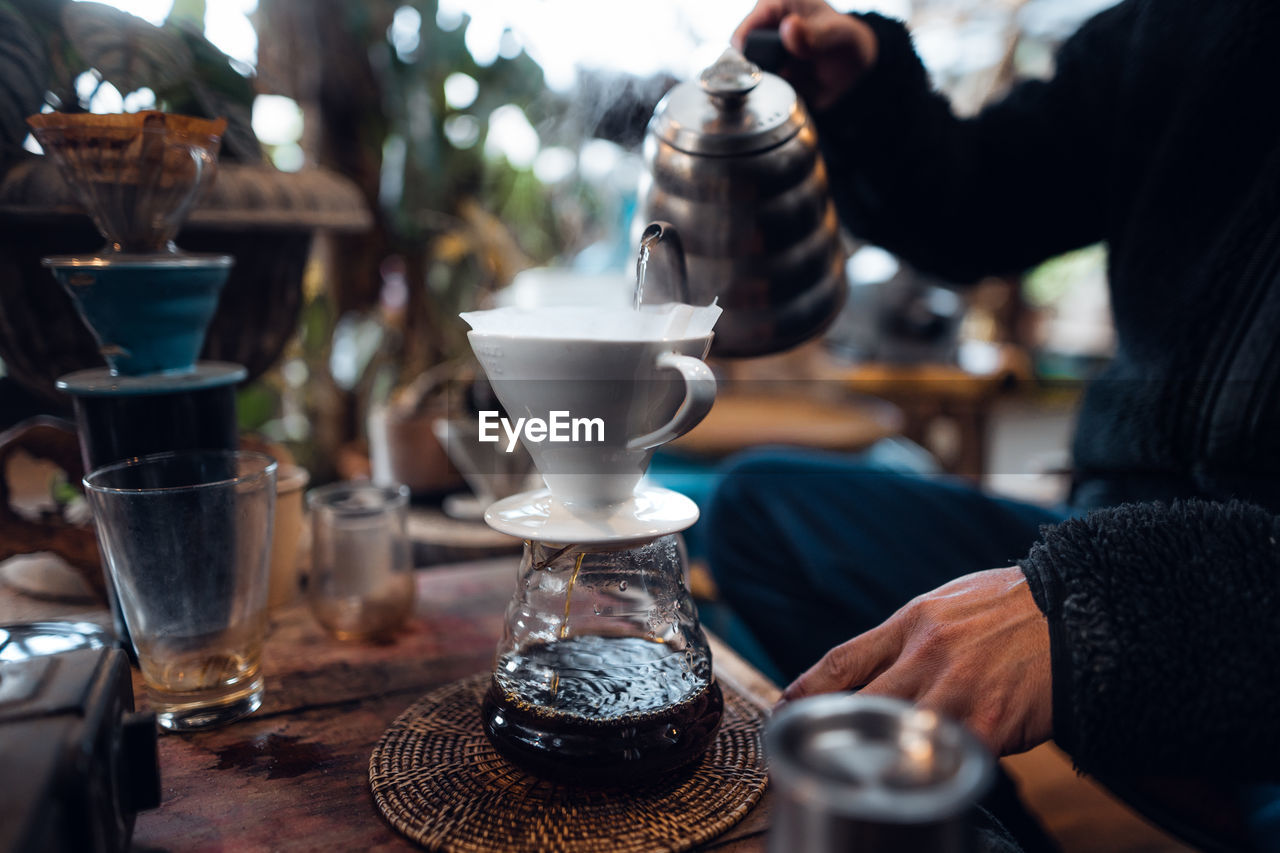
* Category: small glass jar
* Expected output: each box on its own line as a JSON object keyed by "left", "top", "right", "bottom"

{"left": 306, "top": 482, "right": 414, "bottom": 642}
{"left": 481, "top": 534, "right": 723, "bottom": 784}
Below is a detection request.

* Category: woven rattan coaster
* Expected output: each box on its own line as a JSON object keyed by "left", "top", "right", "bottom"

{"left": 370, "top": 673, "right": 769, "bottom": 853}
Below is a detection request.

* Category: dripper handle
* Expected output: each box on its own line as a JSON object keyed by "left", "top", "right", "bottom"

{"left": 627, "top": 352, "right": 716, "bottom": 451}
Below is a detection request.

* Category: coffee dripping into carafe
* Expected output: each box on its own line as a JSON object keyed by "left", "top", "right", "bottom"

{"left": 462, "top": 235, "right": 724, "bottom": 784}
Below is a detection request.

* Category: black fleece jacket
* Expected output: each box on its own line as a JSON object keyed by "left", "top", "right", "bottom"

{"left": 811, "top": 3, "right": 1280, "bottom": 780}
{"left": 1022, "top": 500, "right": 1280, "bottom": 778}
{"left": 818, "top": 1, "right": 1280, "bottom": 512}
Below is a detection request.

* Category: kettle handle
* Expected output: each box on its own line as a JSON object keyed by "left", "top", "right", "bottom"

{"left": 743, "top": 30, "right": 788, "bottom": 74}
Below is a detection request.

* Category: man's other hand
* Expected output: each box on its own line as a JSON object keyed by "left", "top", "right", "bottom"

{"left": 782, "top": 567, "right": 1054, "bottom": 756}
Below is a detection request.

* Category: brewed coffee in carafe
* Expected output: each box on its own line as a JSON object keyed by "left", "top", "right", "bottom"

{"left": 481, "top": 536, "right": 723, "bottom": 785}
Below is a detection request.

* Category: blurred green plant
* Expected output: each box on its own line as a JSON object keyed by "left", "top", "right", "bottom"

{"left": 255, "top": 0, "right": 607, "bottom": 459}
{"left": 371, "top": 0, "right": 575, "bottom": 378}
{"left": 1, "top": 0, "right": 621, "bottom": 478}
{"left": 1023, "top": 243, "right": 1107, "bottom": 308}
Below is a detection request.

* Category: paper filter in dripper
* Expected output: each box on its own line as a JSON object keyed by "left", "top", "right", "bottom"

{"left": 27, "top": 111, "right": 226, "bottom": 253}
{"left": 460, "top": 302, "right": 722, "bottom": 342}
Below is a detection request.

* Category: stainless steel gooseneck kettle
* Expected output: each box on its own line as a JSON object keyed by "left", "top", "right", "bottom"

{"left": 637, "top": 42, "right": 846, "bottom": 358}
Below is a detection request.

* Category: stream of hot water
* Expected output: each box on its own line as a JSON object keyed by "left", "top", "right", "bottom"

{"left": 633, "top": 225, "right": 663, "bottom": 310}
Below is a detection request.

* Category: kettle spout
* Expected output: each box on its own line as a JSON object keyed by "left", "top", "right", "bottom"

{"left": 636, "top": 221, "right": 690, "bottom": 307}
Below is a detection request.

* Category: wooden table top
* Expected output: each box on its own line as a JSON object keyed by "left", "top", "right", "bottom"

{"left": 0, "top": 558, "right": 779, "bottom": 852}
{"left": 0, "top": 554, "right": 1210, "bottom": 853}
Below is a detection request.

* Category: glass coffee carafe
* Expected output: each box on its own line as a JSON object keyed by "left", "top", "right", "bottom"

{"left": 481, "top": 535, "right": 724, "bottom": 785}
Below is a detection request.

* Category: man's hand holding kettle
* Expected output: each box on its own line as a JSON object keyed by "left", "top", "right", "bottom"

{"left": 733, "top": 0, "right": 879, "bottom": 110}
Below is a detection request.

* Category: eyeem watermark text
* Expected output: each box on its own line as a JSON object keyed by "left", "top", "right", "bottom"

{"left": 478, "top": 410, "right": 604, "bottom": 452}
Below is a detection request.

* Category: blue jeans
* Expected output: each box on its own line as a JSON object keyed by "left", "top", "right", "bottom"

{"left": 704, "top": 446, "right": 1069, "bottom": 682}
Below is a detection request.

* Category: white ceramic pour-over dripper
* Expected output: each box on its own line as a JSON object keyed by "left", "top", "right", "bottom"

{"left": 462, "top": 304, "right": 719, "bottom": 543}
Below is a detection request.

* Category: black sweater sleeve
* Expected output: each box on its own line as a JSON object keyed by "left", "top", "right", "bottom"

{"left": 1020, "top": 500, "right": 1280, "bottom": 778}
{"left": 812, "top": 3, "right": 1138, "bottom": 282}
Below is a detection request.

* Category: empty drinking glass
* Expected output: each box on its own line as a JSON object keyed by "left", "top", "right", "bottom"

{"left": 306, "top": 482, "right": 414, "bottom": 642}
{"left": 83, "top": 450, "right": 276, "bottom": 731}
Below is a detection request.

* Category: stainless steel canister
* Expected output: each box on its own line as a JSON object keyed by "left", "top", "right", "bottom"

{"left": 638, "top": 48, "right": 846, "bottom": 358}
{"left": 767, "top": 693, "right": 994, "bottom": 853}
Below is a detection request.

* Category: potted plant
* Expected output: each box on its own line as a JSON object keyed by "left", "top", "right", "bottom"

{"left": 253, "top": 0, "right": 588, "bottom": 493}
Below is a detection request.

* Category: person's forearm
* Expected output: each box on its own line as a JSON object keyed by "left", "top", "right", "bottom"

{"left": 816, "top": 5, "right": 1135, "bottom": 281}
{"left": 1021, "top": 499, "right": 1280, "bottom": 778}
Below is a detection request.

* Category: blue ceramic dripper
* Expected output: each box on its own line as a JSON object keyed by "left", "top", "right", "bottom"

{"left": 45, "top": 255, "right": 233, "bottom": 376}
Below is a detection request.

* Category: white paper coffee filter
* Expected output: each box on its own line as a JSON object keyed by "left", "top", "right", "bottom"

{"left": 461, "top": 302, "right": 721, "bottom": 341}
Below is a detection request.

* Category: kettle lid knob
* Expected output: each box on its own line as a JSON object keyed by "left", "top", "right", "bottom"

{"left": 648, "top": 44, "right": 806, "bottom": 155}
{"left": 698, "top": 49, "right": 762, "bottom": 109}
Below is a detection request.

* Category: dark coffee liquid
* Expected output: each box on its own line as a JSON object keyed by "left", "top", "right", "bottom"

{"left": 481, "top": 635, "right": 724, "bottom": 785}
